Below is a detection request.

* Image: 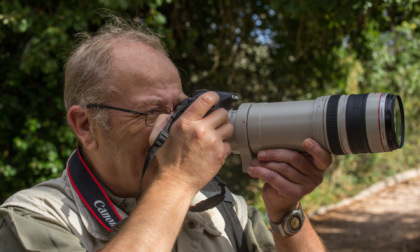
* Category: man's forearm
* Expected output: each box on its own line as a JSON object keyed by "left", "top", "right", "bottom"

{"left": 101, "top": 173, "right": 197, "bottom": 251}
{"left": 273, "top": 213, "right": 326, "bottom": 252}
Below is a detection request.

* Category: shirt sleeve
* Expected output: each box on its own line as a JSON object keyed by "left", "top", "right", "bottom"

{"left": 244, "top": 205, "right": 276, "bottom": 252}
{"left": 0, "top": 206, "right": 87, "bottom": 252}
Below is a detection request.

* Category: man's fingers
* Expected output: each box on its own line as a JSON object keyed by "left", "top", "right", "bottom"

{"left": 303, "top": 138, "right": 332, "bottom": 171}
{"left": 256, "top": 149, "right": 315, "bottom": 178}
{"left": 247, "top": 165, "right": 303, "bottom": 199}
{"left": 251, "top": 159, "right": 307, "bottom": 184}
{"left": 205, "top": 108, "right": 230, "bottom": 128}
{"left": 216, "top": 121, "right": 234, "bottom": 141}
{"left": 179, "top": 91, "right": 220, "bottom": 122}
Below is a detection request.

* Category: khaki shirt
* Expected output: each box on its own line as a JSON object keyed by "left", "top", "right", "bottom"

{"left": 0, "top": 169, "right": 275, "bottom": 252}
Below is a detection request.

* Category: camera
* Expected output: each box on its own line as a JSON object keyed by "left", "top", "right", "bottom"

{"left": 184, "top": 90, "right": 405, "bottom": 172}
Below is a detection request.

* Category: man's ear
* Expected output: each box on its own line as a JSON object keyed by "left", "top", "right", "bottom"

{"left": 67, "top": 105, "right": 98, "bottom": 150}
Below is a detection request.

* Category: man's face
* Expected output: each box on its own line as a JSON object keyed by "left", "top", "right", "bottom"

{"left": 92, "top": 41, "right": 187, "bottom": 194}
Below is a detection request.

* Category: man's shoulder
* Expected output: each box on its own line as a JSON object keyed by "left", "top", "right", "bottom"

{"left": 1, "top": 176, "right": 74, "bottom": 218}
{"left": 0, "top": 202, "right": 86, "bottom": 252}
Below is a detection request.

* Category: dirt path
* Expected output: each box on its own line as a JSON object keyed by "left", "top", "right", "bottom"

{"left": 310, "top": 173, "right": 420, "bottom": 252}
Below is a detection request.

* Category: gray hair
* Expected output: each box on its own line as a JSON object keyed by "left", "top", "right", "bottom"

{"left": 64, "top": 16, "right": 169, "bottom": 127}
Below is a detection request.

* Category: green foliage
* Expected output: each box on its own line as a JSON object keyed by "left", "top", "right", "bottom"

{"left": 1, "top": 0, "right": 420, "bottom": 212}
{"left": 300, "top": 1, "right": 420, "bottom": 212}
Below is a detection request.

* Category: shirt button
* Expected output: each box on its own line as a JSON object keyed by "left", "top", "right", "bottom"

{"left": 187, "top": 220, "right": 197, "bottom": 229}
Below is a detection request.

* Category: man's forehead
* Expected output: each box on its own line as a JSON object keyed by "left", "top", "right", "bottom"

{"left": 111, "top": 43, "right": 181, "bottom": 83}
{"left": 130, "top": 92, "right": 188, "bottom": 109}
{"left": 108, "top": 41, "right": 186, "bottom": 107}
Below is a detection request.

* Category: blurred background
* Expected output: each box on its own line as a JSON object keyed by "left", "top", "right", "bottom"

{"left": 1, "top": 0, "right": 419, "bottom": 214}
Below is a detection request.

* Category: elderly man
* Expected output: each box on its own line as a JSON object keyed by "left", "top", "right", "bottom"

{"left": 0, "top": 19, "right": 332, "bottom": 251}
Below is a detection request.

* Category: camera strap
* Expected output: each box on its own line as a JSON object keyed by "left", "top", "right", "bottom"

{"left": 136, "top": 103, "right": 189, "bottom": 200}
{"left": 201, "top": 176, "right": 249, "bottom": 252}
{"left": 189, "top": 176, "right": 226, "bottom": 212}
{"left": 67, "top": 148, "right": 122, "bottom": 232}
{"left": 137, "top": 102, "right": 226, "bottom": 212}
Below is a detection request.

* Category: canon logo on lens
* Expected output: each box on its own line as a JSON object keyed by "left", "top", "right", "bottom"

{"left": 228, "top": 93, "right": 405, "bottom": 172}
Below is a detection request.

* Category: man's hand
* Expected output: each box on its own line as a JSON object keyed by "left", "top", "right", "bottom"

{"left": 247, "top": 138, "right": 332, "bottom": 223}
{"left": 150, "top": 91, "right": 234, "bottom": 193}
{"left": 103, "top": 92, "right": 233, "bottom": 252}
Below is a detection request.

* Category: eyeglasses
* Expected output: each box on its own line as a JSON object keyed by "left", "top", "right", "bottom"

{"left": 86, "top": 104, "right": 173, "bottom": 127}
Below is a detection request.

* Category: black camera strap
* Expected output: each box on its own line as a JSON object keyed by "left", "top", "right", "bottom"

{"left": 136, "top": 103, "right": 188, "bottom": 200}
{"left": 189, "top": 176, "right": 226, "bottom": 212}
{"left": 201, "top": 176, "right": 249, "bottom": 252}
{"left": 67, "top": 148, "right": 122, "bottom": 232}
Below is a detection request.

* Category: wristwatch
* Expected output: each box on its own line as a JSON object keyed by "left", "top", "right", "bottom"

{"left": 266, "top": 203, "right": 305, "bottom": 236}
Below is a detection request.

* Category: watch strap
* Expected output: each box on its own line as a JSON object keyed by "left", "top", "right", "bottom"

{"left": 266, "top": 202, "right": 305, "bottom": 236}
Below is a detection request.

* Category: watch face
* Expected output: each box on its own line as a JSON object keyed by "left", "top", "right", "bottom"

{"left": 285, "top": 211, "right": 303, "bottom": 234}
{"left": 290, "top": 215, "right": 302, "bottom": 231}
{"left": 268, "top": 204, "right": 305, "bottom": 236}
